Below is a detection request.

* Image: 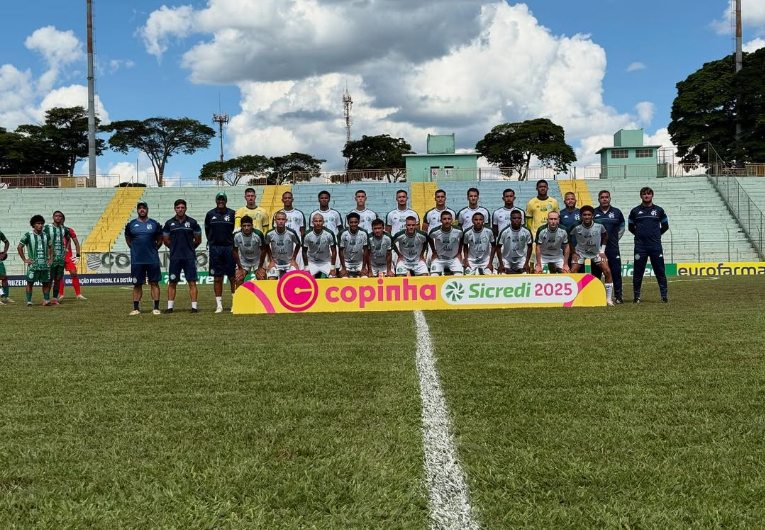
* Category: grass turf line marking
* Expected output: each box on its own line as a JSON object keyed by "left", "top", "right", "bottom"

{"left": 667, "top": 277, "right": 720, "bottom": 283}
{"left": 413, "top": 310, "right": 479, "bottom": 530}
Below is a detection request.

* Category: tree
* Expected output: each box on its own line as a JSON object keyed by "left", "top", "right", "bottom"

{"left": 475, "top": 119, "right": 576, "bottom": 180}
{"left": 342, "top": 134, "right": 414, "bottom": 182}
{"left": 199, "top": 155, "right": 274, "bottom": 185}
{"left": 271, "top": 152, "right": 326, "bottom": 184}
{"left": 668, "top": 48, "right": 765, "bottom": 166}
{"left": 104, "top": 117, "right": 215, "bottom": 187}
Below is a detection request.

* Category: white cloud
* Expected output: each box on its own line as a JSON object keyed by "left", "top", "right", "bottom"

{"left": 743, "top": 37, "right": 765, "bottom": 52}
{"left": 627, "top": 62, "right": 646, "bottom": 72}
{"left": 35, "top": 85, "right": 110, "bottom": 124}
{"left": 635, "top": 101, "right": 654, "bottom": 126}
{"left": 712, "top": 1, "right": 765, "bottom": 35}
{"left": 107, "top": 59, "right": 135, "bottom": 73}
{"left": 140, "top": 5, "right": 205, "bottom": 59}
{"left": 24, "top": 26, "right": 84, "bottom": 93}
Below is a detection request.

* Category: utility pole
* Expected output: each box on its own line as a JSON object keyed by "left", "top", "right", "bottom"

{"left": 87, "top": 0, "right": 97, "bottom": 186}
{"left": 212, "top": 113, "right": 229, "bottom": 163}
{"left": 343, "top": 87, "right": 353, "bottom": 171}
{"left": 734, "top": 0, "right": 743, "bottom": 164}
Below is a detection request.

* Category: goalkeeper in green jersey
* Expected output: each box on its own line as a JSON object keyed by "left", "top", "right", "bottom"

{"left": 17, "top": 215, "right": 53, "bottom": 306}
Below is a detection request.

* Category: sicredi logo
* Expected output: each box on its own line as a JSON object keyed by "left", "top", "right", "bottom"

{"left": 441, "top": 277, "right": 578, "bottom": 305}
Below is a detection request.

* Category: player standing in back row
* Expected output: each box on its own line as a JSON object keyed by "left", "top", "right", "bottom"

{"left": 456, "top": 187, "right": 490, "bottom": 229}
{"left": 628, "top": 187, "right": 669, "bottom": 303}
{"left": 422, "top": 189, "right": 456, "bottom": 233}
{"left": 125, "top": 200, "right": 163, "bottom": 315}
{"left": 348, "top": 190, "right": 378, "bottom": 233}
{"left": 593, "top": 190, "right": 625, "bottom": 303}
{"left": 525, "top": 180, "right": 559, "bottom": 233}
{"left": 205, "top": 192, "right": 237, "bottom": 313}
{"left": 386, "top": 189, "right": 419, "bottom": 235}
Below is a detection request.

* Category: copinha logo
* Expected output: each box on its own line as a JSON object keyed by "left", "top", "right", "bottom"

{"left": 277, "top": 271, "right": 319, "bottom": 312}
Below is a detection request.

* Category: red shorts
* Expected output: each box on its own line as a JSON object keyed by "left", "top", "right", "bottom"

{"left": 64, "top": 258, "right": 77, "bottom": 272}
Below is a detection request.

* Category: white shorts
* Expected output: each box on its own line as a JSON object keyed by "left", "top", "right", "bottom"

{"left": 395, "top": 260, "right": 429, "bottom": 276}
{"left": 370, "top": 264, "right": 390, "bottom": 277}
{"left": 430, "top": 257, "right": 464, "bottom": 276}
{"left": 240, "top": 260, "right": 259, "bottom": 272}
{"left": 502, "top": 259, "right": 526, "bottom": 273}
{"left": 465, "top": 258, "right": 492, "bottom": 275}
{"left": 540, "top": 255, "right": 565, "bottom": 269}
{"left": 575, "top": 252, "right": 604, "bottom": 265}
{"left": 344, "top": 263, "right": 367, "bottom": 278}
{"left": 267, "top": 263, "right": 296, "bottom": 279}
{"left": 307, "top": 261, "right": 333, "bottom": 277}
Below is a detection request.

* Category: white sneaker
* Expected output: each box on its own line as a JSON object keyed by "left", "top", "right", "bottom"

{"left": 607, "top": 300, "right": 614, "bottom": 306}
{"left": 215, "top": 306, "right": 223, "bottom": 314}
{"left": 2, "top": 298, "right": 14, "bottom": 303}
{"left": 129, "top": 309, "right": 141, "bottom": 316}
{"left": 152, "top": 309, "right": 161, "bottom": 315}
{"left": 77, "top": 294, "right": 87, "bottom": 300}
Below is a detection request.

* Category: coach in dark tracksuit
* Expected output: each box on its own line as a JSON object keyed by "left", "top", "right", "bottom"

{"left": 205, "top": 191, "right": 237, "bottom": 312}
{"left": 592, "top": 189, "right": 626, "bottom": 303}
{"left": 628, "top": 186, "right": 669, "bottom": 303}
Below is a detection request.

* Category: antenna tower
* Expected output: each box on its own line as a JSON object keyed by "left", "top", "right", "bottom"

{"left": 343, "top": 87, "right": 353, "bottom": 170}
{"left": 212, "top": 112, "right": 229, "bottom": 163}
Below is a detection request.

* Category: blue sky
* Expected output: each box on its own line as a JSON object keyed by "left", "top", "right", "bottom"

{"left": 1, "top": 0, "right": 763, "bottom": 186}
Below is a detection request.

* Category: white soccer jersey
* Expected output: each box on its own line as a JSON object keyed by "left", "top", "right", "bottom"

{"left": 492, "top": 206, "right": 525, "bottom": 234}
{"left": 497, "top": 225, "right": 533, "bottom": 264}
{"left": 349, "top": 209, "right": 378, "bottom": 233}
{"left": 265, "top": 228, "right": 301, "bottom": 265}
{"left": 393, "top": 230, "right": 429, "bottom": 262}
{"left": 424, "top": 207, "right": 456, "bottom": 229}
{"left": 234, "top": 229, "right": 266, "bottom": 267}
{"left": 368, "top": 233, "right": 393, "bottom": 268}
{"left": 462, "top": 226, "right": 494, "bottom": 263}
{"left": 569, "top": 222, "right": 606, "bottom": 257}
{"left": 386, "top": 208, "right": 419, "bottom": 235}
{"left": 339, "top": 228, "right": 369, "bottom": 266}
{"left": 456, "top": 206, "right": 491, "bottom": 229}
{"left": 303, "top": 229, "right": 336, "bottom": 264}
{"left": 535, "top": 225, "right": 568, "bottom": 258}
{"left": 309, "top": 208, "right": 343, "bottom": 234}
{"left": 274, "top": 208, "right": 306, "bottom": 235}
{"left": 428, "top": 226, "right": 463, "bottom": 260}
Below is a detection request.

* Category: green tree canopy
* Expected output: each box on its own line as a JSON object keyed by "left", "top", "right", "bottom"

{"left": 199, "top": 155, "right": 274, "bottom": 185}
{"left": 668, "top": 47, "right": 765, "bottom": 165}
{"left": 342, "top": 134, "right": 414, "bottom": 181}
{"left": 475, "top": 118, "right": 577, "bottom": 180}
{"left": 103, "top": 117, "right": 215, "bottom": 187}
{"left": 271, "top": 152, "right": 326, "bottom": 184}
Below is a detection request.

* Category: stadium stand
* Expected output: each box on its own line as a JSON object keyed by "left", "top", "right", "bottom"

{"left": 558, "top": 180, "right": 594, "bottom": 207}
{"left": 736, "top": 177, "right": 765, "bottom": 211}
{"left": 81, "top": 187, "right": 146, "bottom": 254}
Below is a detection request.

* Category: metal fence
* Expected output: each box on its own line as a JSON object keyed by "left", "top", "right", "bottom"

{"left": 708, "top": 175, "right": 765, "bottom": 260}
{"left": 0, "top": 175, "right": 91, "bottom": 188}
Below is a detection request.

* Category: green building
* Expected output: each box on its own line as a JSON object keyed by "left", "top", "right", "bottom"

{"left": 404, "top": 134, "right": 479, "bottom": 182}
{"left": 596, "top": 129, "right": 662, "bottom": 178}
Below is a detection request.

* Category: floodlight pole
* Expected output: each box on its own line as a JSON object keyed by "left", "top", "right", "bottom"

{"left": 87, "top": 0, "right": 97, "bottom": 186}
{"left": 735, "top": 0, "right": 743, "bottom": 152}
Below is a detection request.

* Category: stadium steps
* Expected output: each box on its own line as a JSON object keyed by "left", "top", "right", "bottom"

{"left": 81, "top": 187, "right": 145, "bottom": 255}
{"left": 410, "top": 182, "right": 437, "bottom": 223}
{"left": 558, "top": 180, "right": 594, "bottom": 207}
{"left": 261, "top": 185, "right": 292, "bottom": 216}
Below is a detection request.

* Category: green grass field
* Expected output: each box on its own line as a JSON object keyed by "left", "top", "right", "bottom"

{"left": 1, "top": 277, "right": 764, "bottom": 529}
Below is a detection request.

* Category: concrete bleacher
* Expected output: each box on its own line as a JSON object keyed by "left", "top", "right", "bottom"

{"left": 0, "top": 188, "right": 116, "bottom": 275}
{"left": 735, "top": 177, "right": 765, "bottom": 212}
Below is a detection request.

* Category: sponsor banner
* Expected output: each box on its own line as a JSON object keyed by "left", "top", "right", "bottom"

{"left": 584, "top": 263, "right": 679, "bottom": 276}
{"left": 677, "top": 262, "right": 765, "bottom": 276}
{"left": 7, "top": 273, "right": 134, "bottom": 287}
{"left": 232, "top": 271, "right": 606, "bottom": 314}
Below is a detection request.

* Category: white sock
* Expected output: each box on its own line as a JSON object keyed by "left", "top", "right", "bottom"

{"left": 605, "top": 282, "right": 613, "bottom": 302}
{"left": 216, "top": 296, "right": 222, "bottom": 308}
{"left": 167, "top": 301, "right": 174, "bottom": 309}
{"left": 191, "top": 301, "right": 198, "bottom": 309}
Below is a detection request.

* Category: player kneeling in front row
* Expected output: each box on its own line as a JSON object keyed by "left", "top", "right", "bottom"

{"left": 368, "top": 219, "right": 394, "bottom": 277}
{"left": 569, "top": 205, "right": 614, "bottom": 305}
{"left": 233, "top": 215, "right": 267, "bottom": 286}
{"left": 338, "top": 212, "right": 370, "bottom": 278}
{"left": 497, "top": 210, "right": 533, "bottom": 274}
{"left": 265, "top": 211, "right": 301, "bottom": 280}
{"left": 303, "top": 213, "right": 337, "bottom": 278}
{"left": 463, "top": 212, "right": 495, "bottom": 275}
{"left": 535, "top": 211, "right": 570, "bottom": 274}
{"left": 393, "top": 216, "right": 429, "bottom": 276}
{"left": 429, "top": 211, "right": 464, "bottom": 276}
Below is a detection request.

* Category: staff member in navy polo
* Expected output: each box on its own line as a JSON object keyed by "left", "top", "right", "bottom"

{"left": 163, "top": 199, "right": 202, "bottom": 313}
{"left": 205, "top": 191, "right": 237, "bottom": 313}
{"left": 125, "top": 200, "right": 163, "bottom": 316}
{"left": 628, "top": 186, "right": 669, "bottom": 303}
{"left": 592, "top": 190, "right": 626, "bottom": 303}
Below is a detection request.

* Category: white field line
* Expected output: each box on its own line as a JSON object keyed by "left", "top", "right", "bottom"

{"left": 667, "top": 277, "right": 720, "bottom": 283}
{"left": 413, "top": 310, "right": 479, "bottom": 530}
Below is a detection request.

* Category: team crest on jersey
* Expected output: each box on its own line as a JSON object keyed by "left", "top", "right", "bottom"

{"left": 147, "top": 223, "right": 153, "bottom": 229}
{"left": 651, "top": 210, "right": 657, "bottom": 216}
{"left": 575, "top": 214, "right": 580, "bottom": 221}
{"left": 224, "top": 215, "right": 230, "bottom": 221}
{"left": 185, "top": 222, "right": 190, "bottom": 228}
{"left": 608, "top": 212, "right": 614, "bottom": 218}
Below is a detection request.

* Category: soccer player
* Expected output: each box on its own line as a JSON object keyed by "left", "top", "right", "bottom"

{"left": 593, "top": 190, "right": 626, "bottom": 303}
{"left": 422, "top": 189, "right": 456, "bottom": 232}
{"left": 163, "top": 199, "right": 202, "bottom": 313}
{"left": 428, "top": 211, "right": 464, "bottom": 276}
{"left": 0, "top": 227, "right": 10, "bottom": 304}
{"left": 393, "top": 216, "right": 429, "bottom": 276}
{"left": 303, "top": 213, "right": 337, "bottom": 278}
{"left": 234, "top": 187, "right": 269, "bottom": 233}
{"left": 310, "top": 190, "right": 343, "bottom": 236}
{"left": 456, "top": 187, "right": 490, "bottom": 229}
{"left": 205, "top": 192, "right": 237, "bottom": 313}
{"left": 462, "top": 212, "right": 495, "bottom": 275}
{"left": 492, "top": 188, "right": 525, "bottom": 236}
{"left": 525, "top": 179, "right": 559, "bottom": 233}
{"left": 125, "top": 200, "right": 163, "bottom": 315}
{"left": 57, "top": 213, "right": 85, "bottom": 301}
{"left": 628, "top": 186, "right": 669, "bottom": 303}
{"left": 265, "top": 211, "right": 301, "bottom": 279}
{"left": 233, "top": 215, "right": 267, "bottom": 286}
{"left": 368, "top": 219, "right": 394, "bottom": 277}
{"left": 386, "top": 189, "right": 419, "bottom": 235}
{"left": 569, "top": 205, "right": 614, "bottom": 305}
{"left": 534, "top": 211, "right": 570, "bottom": 274}
{"left": 273, "top": 191, "right": 306, "bottom": 238}
{"left": 496, "top": 210, "right": 533, "bottom": 274}
{"left": 45, "top": 211, "right": 76, "bottom": 305}
{"left": 348, "top": 189, "right": 379, "bottom": 234}
{"left": 558, "top": 192, "right": 580, "bottom": 232}
{"left": 18, "top": 215, "right": 52, "bottom": 306}
{"left": 338, "top": 212, "right": 370, "bottom": 278}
